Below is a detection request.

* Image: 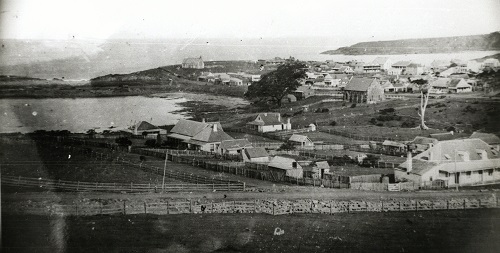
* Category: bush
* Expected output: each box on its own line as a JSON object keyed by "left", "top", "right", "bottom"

{"left": 379, "top": 108, "right": 395, "bottom": 114}
{"left": 463, "top": 105, "right": 478, "bottom": 113}
{"left": 361, "top": 154, "right": 381, "bottom": 167}
{"left": 278, "top": 141, "right": 295, "bottom": 151}
{"left": 321, "top": 108, "right": 329, "bottom": 113}
{"left": 145, "top": 139, "right": 158, "bottom": 147}
{"left": 115, "top": 137, "right": 132, "bottom": 146}
{"left": 350, "top": 103, "right": 357, "bottom": 108}
{"left": 376, "top": 123, "right": 384, "bottom": 127}
{"left": 330, "top": 121, "right": 337, "bottom": 126}
{"left": 401, "top": 120, "right": 417, "bottom": 128}
{"left": 369, "top": 118, "right": 377, "bottom": 125}
{"left": 446, "top": 126, "right": 456, "bottom": 132}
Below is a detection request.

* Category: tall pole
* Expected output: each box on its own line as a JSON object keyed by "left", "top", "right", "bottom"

{"left": 454, "top": 149, "right": 458, "bottom": 191}
{"left": 162, "top": 151, "right": 167, "bottom": 191}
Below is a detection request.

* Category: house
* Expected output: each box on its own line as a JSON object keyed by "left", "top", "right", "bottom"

{"left": 372, "top": 57, "right": 393, "bottom": 70}
{"left": 293, "top": 85, "right": 315, "bottom": 100}
{"left": 483, "top": 58, "right": 500, "bottom": 68}
{"left": 382, "top": 140, "right": 407, "bottom": 153}
{"left": 198, "top": 72, "right": 215, "bottom": 82}
{"left": 126, "top": 121, "right": 167, "bottom": 137}
{"left": 395, "top": 139, "right": 500, "bottom": 187}
{"left": 289, "top": 134, "right": 314, "bottom": 148}
{"left": 331, "top": 74, "right": 352, "bottom": 88}
{"left": 343, "top": 78, "right": 385, "bottom": 104}
{"left": 447, "top": 78, "right": 472, "bottom": 93}
{"left": 467, "top": 60, "right": 482, "bottom": 73}
{"left": 303, "top": 161, "right": 330, "bottom": 179}
{"left": 246, "top": 113, "right": 291, "bottom": 133}
{"left": 387, "top": 67, "right": 403, "bottom": 75}
{"left": 218, "top": 139, "right": 253, "bottom": 155}
{"left": 408, "top": 136, "right": 438, "bottom": 153}
{"left": 391, "top": 61, "right": 412, "bottom": 73}
{"left": 243, "top": 147, "right": 269, "bottom": 163}
{"left": 380, "top": 80, "right": 395, "bottom": 92}
{"left": 339, "top": 66, "right": 354, "bottom": 74}
{"left": 268, "top": 156, "right": 303, "bottom": 179}
{"left": 363, "top": 62, "right": 381, "bottom": 73}
{"left": 406, "top": 63, "right": 424, "bottom": 75}
{"left": 430, "top": 60, "right": 451, "bottom": 70}
{"left": 470, "top": 132, "right": 500, "bottom": 151}
{"left": 439, "top": 67, "right": 457, "bottom": 77}
{"left": 429, "top": 78, "right": 451, "bottom": 93}
{"left": 182, "top": 56, "right": 204, "bottom": 69}
{"left": 214, "top": 73, "right": 231, "bottom": 85}
{"left": 229, "top": 77, "right": 243, "bottom": 86}
{"left": 167, "top": 119, "right": 233, "bottom": 152}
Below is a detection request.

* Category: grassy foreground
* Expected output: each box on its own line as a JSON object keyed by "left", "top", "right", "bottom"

{"left": 3, "top": 209, "right": 500, "bottom": 253}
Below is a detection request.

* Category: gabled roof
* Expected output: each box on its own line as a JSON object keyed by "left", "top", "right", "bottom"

{"left": 344, "top": 78, "right": 377, "bottom": 91}
{"left": 170, "top": 119, "right": 209, "bottom": 137}
{"left": 392, "top": 61, "right": 412, "bottom": 67}
{"left": 245, "top": 147, "right": 268, "bottom": 159}
{"left": 247, "top": 113, "right": 284, "bottom": 126}
{"left": 448, "top": 79, "right": 470, "bottom": 88}
{"left": 289, "top": 134, "right": 313, "bottom": 143}
{"left": 411, "top": 136, "right": 438, "bottom": 145}
{"left": 382, "top": 140, "right": 406, "bottom": 148}
{"left": 430, "top": 78, "right": 450, "bottom": 88}
{"left": 470, "top": 132, "right": 500, "bottom": 145}
{"left": 268, "top": 156, "right": 302, "bottom": 170}
{"left": 220, "top": 139, "right": 253, "bottom": 150}
{"left": 372, "top": 57, "right": 390, "bottom": 65}
{"left": 132, "top": 121, "right": 159, "bottom": 131}
{"left": 429, "top": 132, "right": 456, "bottom": 141}
{"left": 415, "top": 138, "right": 499, "bottom": 163}
{"left": 315, "top": 161, "right": 330, "bottom": 169}
{"left": 191, "top": 126, "right": 233, "bottom": 143}
{"left": 183, "top": 57, "right": 203, "bottom": 64}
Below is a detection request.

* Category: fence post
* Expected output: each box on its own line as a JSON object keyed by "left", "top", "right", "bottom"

{"left": 464, "top": 199, "right": 467, "bottom": 209}
{"left": 100, "top": 202, "right": 103, "bottom": 215}
{"left": 254, "top": 200, "right": 257, "bottom": 213}
{"left": 144, "top": 202, "right": 147, "bottom": 214}
{"left": 381, "top": 201, "right": 384, "bottom": 212}
{"left": 77, "top": 181, "right": 80, "bottom": 191}
{"left": 479, "top": 199, "right": 481, "bottom": 208}
{"left": 348, "top": 202, "right": 351, "bottom": 213}
{"left": 75, "top": 203, "right": 78, "bottom": 216}
{"left": 399, "top": 201, "right": 402, "bottom": 212}
{"left": 167, "top": 201, "right": 169, "bottom": 214}
{"left": 130, "top": 182, "right": 133, "bottom": 192}
{"left": 447, "top": 200, "right": 449, "bottom": 210}
{"left": 330, "top": 201, "right": 332, "bottom": 215}
{"left": 415, "top": 201, "right": 418, "bottom": 212}
{"left": 273, "top": 203, "right": 275, "bottom": 215}
{"left": 123, "top": 200, "right": 126, "bottom": 215}
{"left": 190, "top": 200, "right": 193, "bottom": 213}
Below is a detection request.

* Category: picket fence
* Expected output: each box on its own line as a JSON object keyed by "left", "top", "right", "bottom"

{"left": 6, "top": 196, "right": 499, "bottom": 217}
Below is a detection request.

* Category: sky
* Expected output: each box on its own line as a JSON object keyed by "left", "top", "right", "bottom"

{"left": 1, "top": 0, "right": 500, "bottom": 42}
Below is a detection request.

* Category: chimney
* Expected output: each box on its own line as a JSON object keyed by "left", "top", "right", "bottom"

{"left": 202, "top": 118, "right": 205, "bottom": 123}
{"left": 134, "top": 123, "right": 138, "bottom": 135}
{"left": 406, "top": 151, "right": 412, "bottom": 172}
{"left": 278, "top": 114, "right": 281, "bottom": 122}
{"left": 213, "top": 124, "right": 218, "bottom": 132}
{"left": 264, "top": 113, "right": 267, "bottom": 116}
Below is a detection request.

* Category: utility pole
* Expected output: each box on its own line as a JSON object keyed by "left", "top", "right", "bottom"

{"left": 162, "top": 151, "right": 167, "bottom": 192}
{"left": 454, "top": 149, "right": 458, "bottom": 191}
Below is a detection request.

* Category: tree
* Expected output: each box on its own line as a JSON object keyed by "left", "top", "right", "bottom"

{"left": 411, "top": 79, "right": 430, "bottom": 130}
{"left": 86, "top": 129, "right": 96, "bottom": 139}
{"left": 278, "top": 141, "right": 296, "bottom": 151}
{"left": 245, "top": 61, "right": 307, "bottom": 107}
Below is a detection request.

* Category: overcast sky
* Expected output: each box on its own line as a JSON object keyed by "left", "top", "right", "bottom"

{"left": 1, "top": 0, "right": 500, "bottom": 42}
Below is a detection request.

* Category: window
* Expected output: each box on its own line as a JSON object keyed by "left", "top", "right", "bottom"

{"left": 488, "top": 169, "right": 493, "bottom": 176}
{"left": 466, "top": 172, "right": 471, "bottom": 178}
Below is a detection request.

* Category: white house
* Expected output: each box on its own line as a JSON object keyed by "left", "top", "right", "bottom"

{"left": 467, "top": 60, "right": 482, "bottom": 73}
{"left": 246, "top": 113, "right": 291, "bottom": 133}
{"left": 268, "top": 156, "right": 303, "bottom": 179}
{"left": 372, "top": 57, "right": 393, "bottom": 71}
{"left": 447, "top": 78, "right": 472, "bottom": 93}
{"left": 167, "top": 119, "right": 233, "bottom": 152}
{"left": 395, "top": 139, "right": 500, "bottom": 187}
{"left": 289, "top": 134, "right": 314, "bottom": 148}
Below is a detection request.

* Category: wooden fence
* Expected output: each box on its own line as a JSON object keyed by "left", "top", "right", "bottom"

{"left": 1, "top": 174, "right": 244, "bottom": 192}
{"left": 5, "top": 196, "right": 499, "bottom": 217}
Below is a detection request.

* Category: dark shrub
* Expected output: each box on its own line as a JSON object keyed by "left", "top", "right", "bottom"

{"left": 330, "top": 121, "right": 337, "bottom": 126}
{"left": 350, "top": 103, "right": 357, "bottom": 108}
{"left": 376, "top": 123, "right": 384, "bottom": 127}
{"left": 446, "top": 126, "right": 456, "bottom": 132}
{"left": 145, "top": 139, "right": 157, "bottom": 147}
{"left": 115, "top": 137, "right": 132, "bottom": 146}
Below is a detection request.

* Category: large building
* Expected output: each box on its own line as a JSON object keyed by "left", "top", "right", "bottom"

{"left": 167, "top": 119, "right": 233, "bottom": 152}
{"left": 395, "top": 139, "right": 500, "bottom": 188}
{"left": 343, "top": 78, "right": 385, "bottom": 104}
{"left": 182, "top": 56, "right": 204, "bottom": 69}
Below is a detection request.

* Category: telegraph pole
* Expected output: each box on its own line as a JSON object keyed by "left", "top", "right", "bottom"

{"left": 162, "top": 151, "right": 167, "bottom": 192}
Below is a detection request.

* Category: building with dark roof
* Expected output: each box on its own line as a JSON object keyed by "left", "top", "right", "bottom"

{"left": 125, "top": 121, "right": 167, "bottom": 137}
{"left": 395, "top": 138, "right": 500, "bottom": 187}
{"left": 243, "top": 147, "right": 269, "bottom": 163}
{"left": 343, "top": 78, "right": 385, "bottom": 104}
{"left": 167, "top": 119, "right": 233, "bottom": 152}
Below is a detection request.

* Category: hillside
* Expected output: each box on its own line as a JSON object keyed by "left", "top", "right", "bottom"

{"left": 321, "top": 32, "right": 500, "bottom": 55}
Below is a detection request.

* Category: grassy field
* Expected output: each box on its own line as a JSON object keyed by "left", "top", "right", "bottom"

{"left": 3, "top": 209, "right": 500, "bottom": 253}
{"left": 0, "top": 139, "right": 180, "bottom": 184}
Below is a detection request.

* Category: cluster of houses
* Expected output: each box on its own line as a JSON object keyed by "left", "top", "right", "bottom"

{"left": 197, "top": 71, "right": 261, "bottom": 86}
{"left": 124, "top": 110, "right": 500, "bottom": 188}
